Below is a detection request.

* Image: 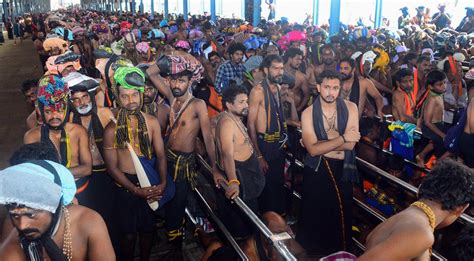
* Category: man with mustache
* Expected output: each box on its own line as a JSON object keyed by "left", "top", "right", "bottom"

{"left": 161, "top": 55, "right": 221, "bottom": 259}
{"left": 247, "top": 55, "right": 288, "bottom": 215}
{"left": 284, "top": 48, "right": 310, "bottom": 112}
{"left": 102, "top": 66, "right": 172, "bottom": 261}
{"left": 313, "top": 45, "right": 337, "bottom": 78}
{"left": 139, "top": 64, "right": 170, "bottom": 130}
{"left": 24, "top": 75, "right": 93, "bottom": 193}
{"left": 214, "top": 42, "right": 247, "bottom": 94}
{"left": 339, "top": 57, "right": 384, "bottom": 119}
{"left": 65, "top": 72, "right": 117, "bottom": 248}
{"left": 392, "top": 68, "right": 417, "bottom": 124}
{"left": 215, "top": 84, "right": 265, "bottom": 251}
{"left": 297, "top": 69, "right": 360, "bottom": 256}
{"left": 0, "top": 160, "right": 115, "bottom": 260}
{"left": 415, "top": 56, "right": 433, "bottom": 100}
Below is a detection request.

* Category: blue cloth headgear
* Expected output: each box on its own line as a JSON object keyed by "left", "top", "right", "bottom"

{"left": 0, "top": 160, "right": 76, "bottom": 213}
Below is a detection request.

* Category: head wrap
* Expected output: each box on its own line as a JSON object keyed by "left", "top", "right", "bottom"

{"left": 136, "top": 42, "right": 150, "bottom": 54}
{"left": 148, "top": 28, "right": 165, "bottom": 39}
{"left": 0, "top": 160, "right": 76, "bottom": 212}
{"left": 63, "top": 72, "right": 100, "bottom": 93}
{"left": 113, "top": 67, "right": 152, "bottom": 158}
{"left": 114, "top": 66, "right": 145, "bottom": 92}
{"left": 0, "top": 160, "right": 76, "bottom": 261}
{"left": 43, "top": 37, "right": 69, "bottom": 53}
{"left": 373, "top": 47, "right": 390, "bottom": 73}
{"left": 396, "top": 45, "right": 408, "bottom": 53}
{"left": 71, "top": 26, "right": 86, "bottom": 36}
{"left": 91, "top": 22, "right": 109, "bottom": 34}
{"left": 37, "top": 75, "right": 70, "bottom": 112}
{"left": 244, "top": 55, "right": 263, "bottom": 72}
{"left": 175, "top": 40, "right": 191, "bottom": 51}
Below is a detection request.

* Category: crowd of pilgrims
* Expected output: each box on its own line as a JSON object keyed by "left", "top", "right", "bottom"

{"left": 0, "top": 4, "right": 474, "bottom": 261}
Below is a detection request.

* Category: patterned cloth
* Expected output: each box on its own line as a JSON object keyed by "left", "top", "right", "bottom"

{"left": 37, "top": 75, "right": 69, "bottom": 111}
{"left": 214, "top": 60, "right": 246, "bottom": 94}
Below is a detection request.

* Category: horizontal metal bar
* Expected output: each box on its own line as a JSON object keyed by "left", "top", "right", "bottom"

{"left": 356, "top": 157, "right": 473, "bottom": 225}
{"left": 193, "top": 186, "right": 250, "bottom": 261}
{"left": 196, "top": 154, "right": 297, "bottom": 261}
{"left": 354, "top": 197, "right": 386, "bottom": 222}
{"left": 352, "top": 237, "right": 366, "bottom": 251}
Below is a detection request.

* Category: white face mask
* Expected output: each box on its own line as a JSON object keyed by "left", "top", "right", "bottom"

{"left": 76, "top": 103, "right": 93, "bottom": 114}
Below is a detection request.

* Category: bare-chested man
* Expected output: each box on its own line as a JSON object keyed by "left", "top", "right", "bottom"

{"left": 161, "top": 56, "right": 221, "bottom": 259}
{"left": 339, "top": 57, "right": 384, "bottom": 119}
{"left": 418, "top": 70, "right": 448, "bottom": 161}
{"left": 0, "top": 161, "right": 115, "bottom": 261}
{"left": 64, "top": 72, "right": 118, "bottom": 246}
{"left": 359, "top": 159, "right": 473, "bottom": 260}
{"left": 248, "top": 55, "right": 288, "bottom": 215}
{"left": 138, "top": 64, "right": 170, "bottom": 130}
{"left": 392, "top": 68, "right": 417, "bottom": 124}
{"left": 460, "top": 96, "right": 474, "bottom": 168}
{"left": 103, "top": 67, "right": 170, "bottom": 261}
{"left": 415, "top": 56, "right": 432, "bottom": 100}
{"left": 284, "top": 48, "right": 310, "bottom": 112}
{"left": 215, "top": 84, "right": 265, "bottom": 259}
{"left": 313, "top": 45, "right": 337, "bottom": 78}
{"left": 24, "top": 75, "right": 92, "bottom": 191}
{"left": 297, "top": 69, "right": 360, "bottom": 256}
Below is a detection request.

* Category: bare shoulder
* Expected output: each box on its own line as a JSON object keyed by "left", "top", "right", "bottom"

{"left": 302, "top": 104, "right": 313, "bottom": 118}
{"left": 360, "top": 77, "right": 375, "bottom": 88}
{"left": 143, "top": 112, "right": 159, "bottom": 125}
{"left": 67, "top": 122, "right": 87, "bottom": 135}
{"left": 69, "top": 204, "right": 105, "bottom": 230}
{"left": 343, "top": 99, "right": 358, "bottom": 112}
{"left": 98, "top": 106, "right": 114, "bottom": 119}
{"left": 24, "top": 125, "right": 41, "bottom": 138}
{"left": 250, "top": 84, "right": 264, "bottom": 94}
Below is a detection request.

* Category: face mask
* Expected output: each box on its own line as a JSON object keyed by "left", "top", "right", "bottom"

{"left": 76, "top": 103, "right": 93, "bottom": 114}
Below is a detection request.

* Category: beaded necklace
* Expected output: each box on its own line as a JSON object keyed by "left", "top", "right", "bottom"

{"left": 62, "top": 206, "right": 73, "bottom": 261}
{"left": 411, "top": 201, "right": 436, "bottom": 258}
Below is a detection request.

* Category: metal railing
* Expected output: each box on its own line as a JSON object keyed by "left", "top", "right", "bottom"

{"left": 186, "top": 189, "right": 249, "bottom": 261}
{"left": 293, "top": 128, "right": 473, "bottom": 225}
{"left": 196, "top": 154, "right": 298, "bottom": 261}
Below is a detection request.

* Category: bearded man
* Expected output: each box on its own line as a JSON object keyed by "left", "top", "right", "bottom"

{"left": 24, "top": 75, "right": 93, "bottom": 193}
{"left": 0, "top": 160, "right": 115, "bottom": 260}
{"left": 103, "top": 66, "right": 174, "bottom": 261}
{"left": 247, "top": 55, "right": 288, "bottom": 215}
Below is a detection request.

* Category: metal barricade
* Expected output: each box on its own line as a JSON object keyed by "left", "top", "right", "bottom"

{"left": 196, "top": 154, "right": 298, "bottom": 261}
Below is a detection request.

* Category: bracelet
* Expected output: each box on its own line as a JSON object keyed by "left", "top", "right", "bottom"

{"left": 228, "top": 179, "right": 240, "bottom": 186}
{"left": 341, "top": 135, "right": 346, "bottom": 143}
{"left": 257, "top": 155, "right": 263, "bottom": 159}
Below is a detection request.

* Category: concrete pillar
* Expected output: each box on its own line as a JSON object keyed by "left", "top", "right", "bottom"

{"left": 329, "top": 0, "right": 340, "bottom": 35}
{"left": 374, "top": 0, "right": 383, "bottom": 28}
{"left": 210, "top": 0, "right": 215, "bottom": 21}
{"left": 164, "top": 0, "right": 168, "bottom": 19}
{"left": 252, "top": 0, "right": 261, "bottom": 27}
{"left": 312, "top": 0, "right": 319, "bottom": 25}
{"left": 183, "top": 0, "right": 188, "bottom": 20}
{"left": 150, "top": 0, "right": 154, "bottom": 18}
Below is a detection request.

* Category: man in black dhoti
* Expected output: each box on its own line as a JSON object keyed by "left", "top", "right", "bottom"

{"left": 296, "top": 69, "right": 360, "bottom": 256}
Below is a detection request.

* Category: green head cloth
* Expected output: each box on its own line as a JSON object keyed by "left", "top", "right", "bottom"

{"left": 114, "top": 66, "right": 146, "bottom": 92}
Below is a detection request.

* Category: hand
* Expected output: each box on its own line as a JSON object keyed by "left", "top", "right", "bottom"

{"left": 258, "top": 157, "right": 269, "bottom": 174}
{"left": 225, "top": 183, "right": 240, "bottom": 200}
{"left": 377, "top": 111, "right": 384, "bottom": 120}
{"left": 146, "top": 63, "right": 160, "bottom": 76}
{"left": 344, "top": 127, "right": 361, "bottom": 143}
{"left": 212, "top": 169, "right": 226, "bottom": 188}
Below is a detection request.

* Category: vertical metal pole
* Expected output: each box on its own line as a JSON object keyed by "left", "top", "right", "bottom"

{"left": 139, "top": 0, "right": 143, "bottom": 13}
{"left": 131, "top": 0, "right": 135, "bottom": 13}
{"left": 328, "top": 0, "right": 340, "bottom": 35}
{"left": 312, "top": 0, "right": 319, "bottom": 25}
{"left": 150, "top": 0, "right": 154, "bottom": 18}
{"left": 164, "top": 0, "right": 168, "bottom": 19}
{"left": 119, "top": 0, "right": 122, "bottom": 14}
{"left": 374, "top": 0, "right": 383, "bottom": 28}
{"left": 241, "top": 0, "right": 245, "bottom": 20}
{"left": 218, "top": 0, "right": 222, "bottom": 16}
{"left": 252, "top": 0, "right": 261, "bottom": 27}
{"left": 183, "top": 0, "right": 187, "bottom": 20}
{"left": 210, "top": 0, "right": 215, "bottom": 22}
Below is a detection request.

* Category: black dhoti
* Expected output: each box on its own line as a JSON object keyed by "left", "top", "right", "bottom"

{"left": 296, "top": 157, "right": 353, "bottom": 256}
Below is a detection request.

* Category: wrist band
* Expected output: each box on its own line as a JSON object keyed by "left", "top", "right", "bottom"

{"left": 228, "top": 179, "right": 240, "bottom": 186}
